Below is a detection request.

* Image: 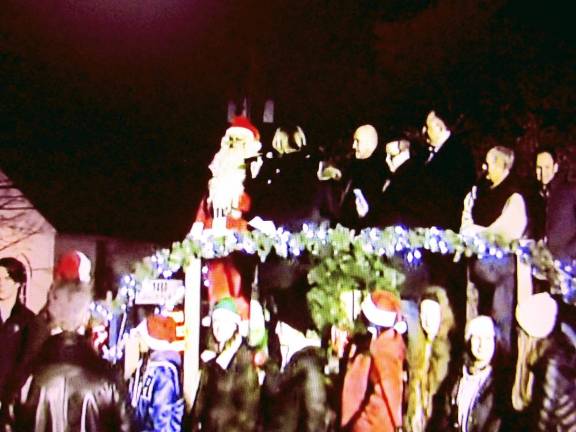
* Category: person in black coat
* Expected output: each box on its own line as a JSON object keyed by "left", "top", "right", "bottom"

{"left": 418, "top": 109, "right": 476, "bottom": 231}
{"left": 514, "top": 293, "right": 576, "bottom": 432}
{"left": 337, "top": 124, "right": 389, "bottom": 230}
{"left": 0, "top": 257, "right": 36, "bottom": 404}
{"left": 7, "top": 279, "right": 131, "bottom": 432}
{"left": 248, "top": 124, "right": 325, "bottom": 232}
{"left": 261, "top": 290, "right": 330, "bottom": 432}
{"left": 533, "top": 146, "right": 576, "bottom": 263}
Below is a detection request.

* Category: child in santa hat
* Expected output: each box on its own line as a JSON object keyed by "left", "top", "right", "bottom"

{"left": 131, "top": 314, "right": 184, "bottom": 432}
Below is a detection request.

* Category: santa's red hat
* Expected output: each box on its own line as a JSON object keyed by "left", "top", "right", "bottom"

{"left": 54, "top": 250, "right": 92, "bottom": 283}
{"left": 229, "top": 116, "right": 260, "bottom": 141}
{"left": 137, "top": 314, "right": 184, "bottom": 351}
{"left": 361, "top": 291, "right": 406, "bottom": 333}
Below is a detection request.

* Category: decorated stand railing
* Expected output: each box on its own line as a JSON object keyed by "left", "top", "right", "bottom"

{"left": 110, "top": 224, "right": 575, "bottom": 410}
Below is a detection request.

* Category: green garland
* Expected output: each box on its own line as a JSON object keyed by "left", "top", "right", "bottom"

{"left": 121, "top": 224, "right": 575, "bottom": 333}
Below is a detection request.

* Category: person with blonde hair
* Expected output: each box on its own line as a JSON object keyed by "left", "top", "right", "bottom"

{"left": 404, "top": 286, "right": 455, "bottom": 432}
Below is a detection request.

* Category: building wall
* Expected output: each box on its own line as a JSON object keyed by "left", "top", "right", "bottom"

{"left": 0, "top": 169, "right": 56, "bottom": 313}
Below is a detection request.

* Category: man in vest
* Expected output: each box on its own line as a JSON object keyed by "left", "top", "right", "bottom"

{"left": 460, "top": 146, "right": 528, "bottom": 354}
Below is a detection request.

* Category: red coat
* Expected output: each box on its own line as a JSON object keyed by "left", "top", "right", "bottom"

{"left": 341, "top": 329, "right": 405, "bottom": 432}
{"left": 194, "top": 193, "right": 251, "bottom": 319}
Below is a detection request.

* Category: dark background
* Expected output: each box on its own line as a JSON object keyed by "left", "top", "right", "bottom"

{"left": 1, "top": 0, "right": 574, "bottom": 242}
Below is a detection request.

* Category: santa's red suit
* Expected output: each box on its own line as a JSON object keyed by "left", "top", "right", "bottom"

{"left": 194, "top": 192, "right": 251, "bottom": 319}
{"left": 193, "top": 116, "right": 262, "bottom": 320}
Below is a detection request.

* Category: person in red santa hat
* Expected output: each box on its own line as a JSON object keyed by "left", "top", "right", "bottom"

{"left": 0, "top": 250, "right": 95, "bottom": 413}
{"left": 341, "top": 290, "right": 407, "bottom": 432}
{"left": 192, "top": 116, "right": 262, "bottom": 320}
{"left": 131, "top": 314, "right": 184, "bottom": 432}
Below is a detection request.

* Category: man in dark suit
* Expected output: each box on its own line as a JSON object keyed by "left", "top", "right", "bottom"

{"left": 534, "top": 146, "right": 576, "bottom": 264}
{"left": 338, "top": 124, "right": 389, "bottom": 230}
{"left": 418, "top": 109, "right": 477, "bottom": 352}
{"left": 419, "top": 109, "right": 476, "bottom": 231}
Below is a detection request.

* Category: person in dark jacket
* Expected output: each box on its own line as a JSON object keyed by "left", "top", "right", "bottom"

{"left": 0, "top": 257, "right": 36, "bottom": 405}
{"left": 1, "top": 251, "right": 95, "bottom": 410}
{"left": 461, "top": 146, "right": 528, "bottom": 355}
{"left": 192, "top": 297, "right": 260, "bottom": 432}
{"left": 337, "top": 124, "right": 388, "bottom": 230}
{"left": 248, "top": 124, "right": 325, "bottom": 231}
{"left": 8, "top": 279, "right": 131, "bottom": 432}
{"left": 514, "top": 292, "right": 576, "bottom": 432}
{"left": 261, "top": 289, "right": 330, "bottom": 432}
{"left": 434, "top": 315, "right": 502, "bottom": 432}
{"left": 419, "top": 108, "right": 476, "bottom": 232}
{"left": 533, "top": 146, "right": 576, "bottom": 263}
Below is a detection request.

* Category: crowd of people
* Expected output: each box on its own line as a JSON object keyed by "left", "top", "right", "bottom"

{"left": 0, "top": 107, "right": 575, "bottom": 432}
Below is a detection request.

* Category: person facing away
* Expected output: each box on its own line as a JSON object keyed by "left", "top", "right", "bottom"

{"left": 514, "top": 292, "right": 576, "bottom": 432}
{"left": 261, "top": 289, "right": 329, "bottom": 432}
{"left": 0, "top": 257, "right": 36, "bottom": 405}
{"left": 341, "top": 290, "right": 407, "bottom": 432}
{"left": 7, "top": 278, "right": 130, "bottom": 432}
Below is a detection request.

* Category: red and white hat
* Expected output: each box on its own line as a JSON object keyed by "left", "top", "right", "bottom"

{"left": 361, "top": 291, "right": 407, "bottom": 334}
{"left": 229, "top": 116, "right": 260, "bottom": 141}
{"left": 54, "top": 250, "right": 92, "bottom": 283}
{"left": 136, "top": 314, "right": 184, "bottom": 352}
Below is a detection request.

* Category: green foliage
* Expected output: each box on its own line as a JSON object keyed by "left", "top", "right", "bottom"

{"left": 306, "top": 225, "right": 405, "bottom": 333}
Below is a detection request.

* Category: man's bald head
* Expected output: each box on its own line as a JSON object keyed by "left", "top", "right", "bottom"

{"left": 352, "top": 124, "right": 378, "bottom": 159}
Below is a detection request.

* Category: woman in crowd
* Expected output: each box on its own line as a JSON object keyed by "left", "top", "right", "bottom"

{"left": 433, "top": 315, "right": 502, "bottom": 432}
{"left": 404, "top": 286, "right": 455, "bottom": 432}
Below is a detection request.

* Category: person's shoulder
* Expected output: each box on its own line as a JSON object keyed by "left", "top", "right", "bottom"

{"left": 11, "top": 301, "right": 36, "bottom": 325}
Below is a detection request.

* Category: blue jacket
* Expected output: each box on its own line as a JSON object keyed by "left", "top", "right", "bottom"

{"left": 133, "top": 350, "right": 184, "bottom": 432}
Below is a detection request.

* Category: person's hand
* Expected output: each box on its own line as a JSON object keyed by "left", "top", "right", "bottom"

{"left": 354, "top": 189, "right": 369, "bottom": 217}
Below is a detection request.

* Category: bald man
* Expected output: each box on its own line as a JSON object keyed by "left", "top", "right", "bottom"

{"left": 338, "top": 124, "right": 388, "bottom": 229}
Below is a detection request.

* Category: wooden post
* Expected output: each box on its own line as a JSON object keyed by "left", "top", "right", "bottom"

{"left": 183, "top": 257, "right": 202, "bottom": 412}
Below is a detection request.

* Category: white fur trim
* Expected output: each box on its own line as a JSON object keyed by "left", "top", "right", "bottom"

{"left": 77, "top": 252, "right": 92, "bottom": 283}
{"left": 136, "top": 319, "right": 183, "bottom": 352}
{"left": 361, "top": 296, "right": 397, "bottom": 327}
{"left": 212, "top": 307, "right": 241, "bottom": 326}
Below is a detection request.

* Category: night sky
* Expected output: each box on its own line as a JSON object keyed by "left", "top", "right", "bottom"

{"left": 1, "top": 0, "right": 574, "bottom": 242}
